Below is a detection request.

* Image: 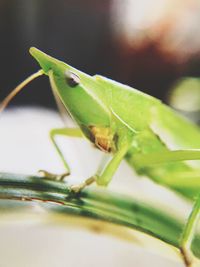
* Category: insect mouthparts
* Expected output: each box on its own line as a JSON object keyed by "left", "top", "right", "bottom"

{"left": 65, "top": 70, "right": 80, "bottom": 87}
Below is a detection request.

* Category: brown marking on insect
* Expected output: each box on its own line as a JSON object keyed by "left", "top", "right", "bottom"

{"left": 65, "top": 70, "right": 80, "bottom": 87}
{"left": 89, "top": 126, "right": 116, "bottom": 153}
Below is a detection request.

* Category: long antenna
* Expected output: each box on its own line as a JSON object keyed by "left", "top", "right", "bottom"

{"left": 0, "top": 69, "right": 44, "bottom": 113}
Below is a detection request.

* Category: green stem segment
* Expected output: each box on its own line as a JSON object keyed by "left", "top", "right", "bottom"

{"left": 0, "top": 172, "right": 199, "bottom": 259}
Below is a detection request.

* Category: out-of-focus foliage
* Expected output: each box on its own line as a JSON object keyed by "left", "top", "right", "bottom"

{"left": 169, "top": 78, "right": 200, "bottom": 112}
{"left": 169, "top": 77, "right": 200, "bottom": 124}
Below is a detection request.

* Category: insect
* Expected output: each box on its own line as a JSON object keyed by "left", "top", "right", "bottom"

{"left": 1, "top": 47, "right": 200, "bottom": 266}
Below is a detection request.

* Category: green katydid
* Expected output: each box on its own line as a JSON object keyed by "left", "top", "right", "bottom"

{"left": 1, "top": 47, "right": 200, "bottom": 266}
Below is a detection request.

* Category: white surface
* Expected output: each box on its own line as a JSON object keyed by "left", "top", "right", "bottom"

{"left": 0, "top": 107, "right": 189, "bottom": 267}
{"left": 0, "top": 222, "right": 182, "bottom": 267}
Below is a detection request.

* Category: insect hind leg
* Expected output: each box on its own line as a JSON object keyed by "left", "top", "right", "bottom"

{"left": 180, "top": 194, "right": 200, "bottom": 267}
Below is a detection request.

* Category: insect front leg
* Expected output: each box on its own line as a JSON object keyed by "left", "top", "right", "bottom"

{"left": 180, "top": 194, "right": 200, "bottom": 267}
{"left": 39, "top": 127, "right": 83, "bottom": 181}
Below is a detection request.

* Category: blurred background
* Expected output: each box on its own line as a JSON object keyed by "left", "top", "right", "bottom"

{"left": 1, "top": 0, "right": 200, "bottom": 108}
{"left": 0, "top": 1, "right": 200, "bottom": 266}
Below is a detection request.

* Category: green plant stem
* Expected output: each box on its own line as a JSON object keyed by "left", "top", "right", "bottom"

{"left": 0, "top": 172, "right": 199, "bottom": 259}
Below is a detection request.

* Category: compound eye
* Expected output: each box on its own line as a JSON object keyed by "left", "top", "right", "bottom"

{"left": 65, "top": 70, "right": 80, "bottom": 87}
